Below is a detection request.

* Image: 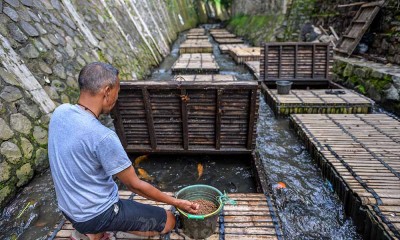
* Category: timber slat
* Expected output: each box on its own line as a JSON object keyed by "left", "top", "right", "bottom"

{"left": 51, "top": 192, "right": 281, "bottom": 239}
{"left": 290, "top": 113, "right": 400, "bottom": 239}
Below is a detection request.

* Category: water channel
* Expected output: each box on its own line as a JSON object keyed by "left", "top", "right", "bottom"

{"left": 0, "top": 25, "right": 365, "bottom": 239}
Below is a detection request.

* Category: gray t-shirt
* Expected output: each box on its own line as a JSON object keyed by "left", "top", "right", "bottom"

{"left": 48, "top": 104, "right": 131, "bottom": 222}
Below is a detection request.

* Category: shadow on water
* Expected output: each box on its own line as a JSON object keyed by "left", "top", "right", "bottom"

{"left": 257, "top": 96, "right": 361, "bottom": 239}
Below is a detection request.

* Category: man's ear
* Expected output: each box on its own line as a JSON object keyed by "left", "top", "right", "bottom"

{"left": 103, "top": 85, "right": 111, "bottom": 98}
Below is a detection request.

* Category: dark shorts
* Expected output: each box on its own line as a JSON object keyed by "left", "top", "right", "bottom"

{"left": 63, "top": 199, "right": 167, "bottom": 234}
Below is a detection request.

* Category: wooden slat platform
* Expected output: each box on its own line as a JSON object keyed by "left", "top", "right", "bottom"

{"left": 171, "top": 53, "right": 219, "bottom": 74}
{"left": 219, "top": 44, "right": 249, "bottom": 54}
{"left": 265, "top": 88, "right": 373, "bottom": 117}
{"left": 212, "top": 33, "right": 237, "bottom": 39}
{"left": 179, "top": 39, "right": 213, "bottom": 54}
{"left": 290, "top": 114, "right": 400, "bottom": 239}
{"left": 245, "top": 61, "right": 260, "bottom": 80}
{"left": 214, "top": 38, "right": 244, "bottom": 44}
{"left": 173, "top": 74, "right": 238, "bottom": 82}
{"left": 52, "top": 191, "right": 282, "bottom": 239}
{"left": 210, "top": 29, "right": 230, "bottom": 34}
{"left": 187, "top": 35, "right": 209, "bottom": 40}
{"left": 229, "top": 47, "right": 261, "bottom": 64}
{"left": 187, "top": 28, "right": 206, "bottom": 36}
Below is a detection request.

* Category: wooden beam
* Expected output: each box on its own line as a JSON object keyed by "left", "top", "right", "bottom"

{"left": 247, "top": 89, "right": 257, "bottom": 150}
{"left": 337, "top": 2, "right": 365, "bottom": 8}
{"left": 215, "top": 89, "right": 222, "bottom": 150}
{"left": 111, "top": 101, "right": 128, "bottom": 148}
{"left": 181, "top": 89, "right": 189, "bottom": 150}
{"left": 142, "top": 88, "right": 157, "bottom": 150}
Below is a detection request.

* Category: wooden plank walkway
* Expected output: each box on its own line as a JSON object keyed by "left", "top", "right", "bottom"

{"left": 229, "top": 47, "right": 261, "bottom": 64}
{"left": 265, "top": 88, "right": 373, "bottom": 117}
{"left": 211, "top": 33, "right": 237, "bottom": 39}
{"left": 51, "top": 191, "right": 282, "bottom": 239}
{"left": 187, "top": 35, "right": 209, "bottom": 40}
{"left": 244, "top": 61, "right": 260, "bottom": 80}
{"left": 187, "top": 28, "right": 206, "bottom": 36}
{"left": 171, "top": 53, "right": 219, "bottom": 74}
{"left": 173, "top": 74, "right": 238, "bottom": 82}
{"left": 214, "top": 38, "right": 244, "bottom": 44}
{"left": 179, "top": 39, "right": 213, "bottom": 54}
{"left": 219, "top": 44, "right": 248, "bottom": 54}
{"left": 290, "top": 114, "right": 400, "bottom": 239}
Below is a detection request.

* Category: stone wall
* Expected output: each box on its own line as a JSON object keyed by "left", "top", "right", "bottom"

{"left": 0, "top": 0, "right": 199, "bottom": 208}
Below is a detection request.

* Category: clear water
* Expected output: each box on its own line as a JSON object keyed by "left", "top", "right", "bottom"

{"left": 0, "top": 24, "right": 374, "bottom": 239}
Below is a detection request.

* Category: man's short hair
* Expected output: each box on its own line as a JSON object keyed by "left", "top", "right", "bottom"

{"left": 78, "top": 62, "right": 119, "bottom": 94}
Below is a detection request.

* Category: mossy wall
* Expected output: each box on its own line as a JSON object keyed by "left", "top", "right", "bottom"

{"left": 0, "top": 0, "right": 198, "bottom": 209}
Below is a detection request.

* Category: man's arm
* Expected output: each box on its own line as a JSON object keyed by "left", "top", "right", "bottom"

{"left": 116, "top": 165, "right": 199, "bottom": 214}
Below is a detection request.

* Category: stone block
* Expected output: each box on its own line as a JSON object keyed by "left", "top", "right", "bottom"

{"left": 384, "top": 84, "right": 400, "bottom": 101}
{"left": 38, "top": 61, "right": 52, "bottom": 74}
{"left": 343, "top": 63, "right": 354, "bottom": 77}
{"left": 0, "top": 68, "right": 21, "bottom": 87}
{"left": 20, "top": 21, "right": 39, "bottom": 37}
{"left": 61, "top": 94, "right": 70, "bottom": 103}
{"left": 0, "top": 186, "right": 12, "bottom": 207}
{"left": 353, "top": 67, "right": 370, "bottom": 78}
{"left": 20, "top": 44, "right": 40, "bottom": 59}
{"left": 33, "top": 126, "right": 48, "bottom": 145}
{"left": 0, "top": 161, "right": 11, "bottom": 182}
{"left": 3, "top": 6, "right": 19, "bottom": 22}
{"left": 33, "top": 39, "right": 47, "bottom": 53}
{"left": 16, "top": 163, "right": 33, "bottom": 187}
{"left": 10, "top": 113, "right": 32, "bottom": 134}
{"left": 66, "top": 76, "right": 79, "bottom": 89}
{"left": 18, "top": 100, "right": 40, "bottom": 118}
{"left": 7, "top": 22, "right": 28, "bottom": 43}
{"left": 20, "top": 137, "right": 33, "bottom": 159}
{"left": 0, "top": 141, "right": 22, "bottom": 164}
{"left": 28, "top": 11, "right": 40, "bottom": 22}
{"left": 21, "top": 0, "right": 35, "bottom": 7}
{"left": 34, "top": 22, "right": 47, "bottom": 35}
{"left": 5, "top": 0, "right": 19, "bottom": 8}
{"left": 51, "top": 80, "right": 67, "bottom": 92}
{"left": 0, "top": 118, "right": 14, "bottom": 140}
{"left": 53, "top": 64, "right": 66, "bottom": 79}
{"left": 370, "top": 70, "right": 384, "bottom": 79}
{"left": 44, "top": 86, "right": 60, "bottom": 100}
{"left": 34, "top": 147, "right": 48, "bottom": 171}
{"left": 0, "top": 86, "right": 23, "bottom": 102}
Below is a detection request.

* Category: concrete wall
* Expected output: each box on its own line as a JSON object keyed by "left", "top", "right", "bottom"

{"left": 0, "top": 0, "right": 199, "bottom": 208}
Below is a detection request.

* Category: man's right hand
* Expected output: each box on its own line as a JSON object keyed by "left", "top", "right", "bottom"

{"left": 176, "top": 199, "right": 200, "bottom": 214}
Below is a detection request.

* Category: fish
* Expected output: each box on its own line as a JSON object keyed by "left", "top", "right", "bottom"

{"left": 134, "top": 154, "right": 149, "bottom": 167}
{"left": 196, "top": 163, "right": 203, "bottom": 181}
{"left": 275, "top": 182, "right": 286, "bottom": 189}
{"left": 137, "top": 168, "right": 154, "bottom": 181}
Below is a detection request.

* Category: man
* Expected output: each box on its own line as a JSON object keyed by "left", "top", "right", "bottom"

{"left": 48, "top": 62, "right": 199, "bottom": 240}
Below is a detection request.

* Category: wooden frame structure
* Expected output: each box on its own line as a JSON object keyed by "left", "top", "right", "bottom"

{"left": 112, "top": 80, "right": 259, "bottom": 154}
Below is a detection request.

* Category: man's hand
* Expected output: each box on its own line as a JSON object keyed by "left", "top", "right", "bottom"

{"left": 175, "top": 199, "right": 200, "bottom": 214}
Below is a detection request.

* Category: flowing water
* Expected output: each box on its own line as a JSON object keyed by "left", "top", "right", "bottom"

{"left": 0, "top": 25, "right": 374, "bottom": 239}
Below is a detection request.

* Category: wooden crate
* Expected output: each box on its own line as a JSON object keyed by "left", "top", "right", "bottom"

{"left": 229, "top": 47, "right": 261, "bottom": 64}
{"left": 260, "top": 42, "right": 333, "bottom": 86}
{"left": 265, "top": 88, "right": 374, "bottom": 117}
{"left": 112, "top": 79, "right": 259, "bottom": 154}
{"left": 219, "top": 44, "right": 249, "bottom": 54}
{"left": 290, "top": 114, "right": 400, "bottom": 240}
{"left": 245, "top": 61, "right": 261, "bottom": 80}
{"left": 215, "top": 38, "right": 244, "bottom": 44}
{"left": 171, "top": 53, "right": 220, "bottom": 74}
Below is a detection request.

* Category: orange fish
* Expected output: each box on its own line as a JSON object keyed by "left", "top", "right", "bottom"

{"left": 276, "top": 182, "right": 286, "bottom": 189}
{"left": 137, "top": 168, "right": 154, "bottom": 181}
{"left": 134, "top": 154, "right": 148, "bottom": 167}
{"left": 196, "top": 163, "right": 203, "bottom": 181}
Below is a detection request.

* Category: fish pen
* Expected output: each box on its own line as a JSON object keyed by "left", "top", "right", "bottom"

{"left": 214, "top": 37, "right": 244, "bottom": 44}
{"left": 290, "top": 114, "right": 400, "bottom": 240}
{"left": 171, "top": 53, "right": 220, "bottom": 74}
{"left": 245, "top": 61, "right": 260, "bottom": 80}
{"left": 219, "top": 44, "right": 249, "bottom": 54}
{"left": 179, "top": 39, "right": 213, "bottom": 54}
{"left": 229, "top": 47, "right": 261, "bottom": 64}
{"left": 265, "top": 88, "right": 373, "bottom": 117}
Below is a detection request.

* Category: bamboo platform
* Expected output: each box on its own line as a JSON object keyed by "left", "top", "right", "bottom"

{"left": 171, "top": 53, "right": 219, "bottom": 74}
{"left": 50, "top": 191, "right": 283, "bottom": 239}
{"left": 214, "top": 38, "right": 244, "bottom": 44}
{"left": 245, "top": 61, "right": 260, "bottom": 80}
{"left": 265, "top": 88, "right": 373, "bottom": 117}
{"left": 179, "top": 40, "right": 213, "bottom": 54}
{"left": 290, "top": 114, "right": 400, "bottom": 240}
{"left": 229, "top": 47, "right": 261, "bottom": 64}
{"left": 173, "top": 74, "right": 238, "bottom": 82}
{"left": 219, "top": 44, "right": 248, "bottom": 54}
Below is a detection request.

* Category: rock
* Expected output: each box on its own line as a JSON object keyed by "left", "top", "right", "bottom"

{"left": 38, "top": 61, "right": 52, "bottom": 74}
{"left": 0, "top": 186, "right": 12, "bottom": 207}
{"left": 20, "top": 137, "right": 33, "bottom": 159}
{"left": 66, "top": 43, "right": 75, "bottom": 58}
{"left": 10, "top": 113, "right": 32, "bottom": 134}
{"left": 28, "top": 10, "right": 40, "bottom": 22}
{"left": 0, "top": 118, "right": 14, "bottom": 141}
{"left": 21, "top": 0, "right": 35, "bottom": 7}
{"left": 51, "top": 0, "right": 62, "bottom": 10}
{"left": 0, "top": 68, "right": 21, "bottom": 87}
{"left": 384, "top": 85, "right": 399, "bottom": 101}
{"left": 353, "top": 67, "right": 369, "bottom": 78}
{"left": 33, "top": 39, "right": 47, "bottom": 53}
{"left": 343, "top": 63, "right": 354, "bottom": 77}
{"left": 20, "top": 21, "right": 39, "bottom": 37}
{"left": 48, "top": 34, "right": 59, "bottom": 45}
{"left": 33, "top": 126, "right": 48, "bottom": 145}
{"left": 76, "top": 56, "right": 86, "bottom": 67}
{"left": 40, "top": 113, "right": 52, "bottom": 125}
{"left": 34, "top": 22, "right": 47, "bottom": 35}
{"left": 34, "top": 148, "right": 49, "bottom": 171}
{"left": 18, "top": 9, "right": 32, "bottom": 22}
{"left": 20, "top": 44, "right": 40, "bottom": 59}
{"left": 54, "top": 50, "right": 63, "bottom": 62}
{"left": 5, "top": 0, "right": 19, "bottom": 7}
{"left": 61, "top": 94, "right": 70, "bottom": 103}
{"left": 16, "top": 163, "right": 33, "bottom": 187}
{"left": 61, "top": 13, "right": 76, "bottom": 29}
{"left": 8, "top": 22, "right": 28, "bottom": 43}
{"left": 53, "top": 64, "right": 66, "bottom": 79}
{"left": 0, "top": 161, "right": 11, "bottom": 182}
{"left": 0, "top": 141, "right": 22, "bottom": 164}
{"left": 368, "top": 87, "right": 382, "bottom": 102}
{"left": 3, "top": 6, "right": 19, "bottom": 22}
{"left": 66, "top": 76, "right": 78, "bottom": 88}
{"left": 51, "top": 80, "right": 67, "bottom": 92}
{"left": 370, "top": 70, "right": 384, "bottom": 79}
{"left": 49, "top": 13, "right": 62, "bottom": 27}
{"left": 44, "top": 86, "right": 60, "bottom": 100}
{"left": 40, "top": 37, "right": 53, "bottom": 50}
{"left": 0, "top": 86, "right": 23, "bottom": 102}
{"left": 18, "top": 100, "right": 40, "bottom": 118}
{"left": 393, "top": 76, "right": 400, "bottom": 88}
